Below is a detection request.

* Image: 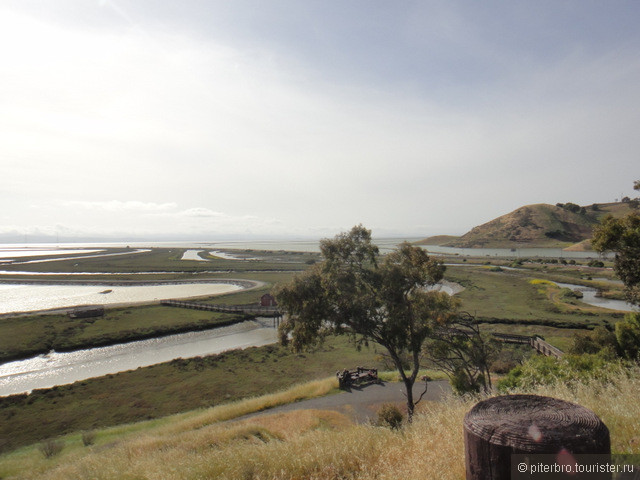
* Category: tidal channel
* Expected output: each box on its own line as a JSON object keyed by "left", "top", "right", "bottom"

{"left": 0, "top": 318, "right": 278, "bottom": 396}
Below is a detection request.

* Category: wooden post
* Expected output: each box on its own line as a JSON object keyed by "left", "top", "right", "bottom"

{"left": 464, "top": 395, "right": 610, "bottom": 480}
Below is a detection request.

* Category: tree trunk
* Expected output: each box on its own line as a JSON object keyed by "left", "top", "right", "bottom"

{"left": 388, "top": 349, "right": 417, "bottom": 422}
{"left": 403, "top": 376, "right": 415, "bottom": 421}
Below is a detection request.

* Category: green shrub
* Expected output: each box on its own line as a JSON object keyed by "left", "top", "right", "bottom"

{"left": 376, "top": 403, "right": 404, "bottom": 430}
{"left": 497, "top": 353, "right": 621, "bottom": 392}
{"left": 569, "top": 326, "right": 618, "bottom": 357}
{"left": 38, "top": 438, "right": 64, "bottom": 458}
{"left": 82, "top": 430, "right": 96, "bottom": 446}
{"left": 450, "top": 368, "right": 486, "bottom": 395}
{"left": 559, "top": 287, "right": 583, "bottom": 300}
{"left": 615, "top": 312, "right": 640, "bottom": 360}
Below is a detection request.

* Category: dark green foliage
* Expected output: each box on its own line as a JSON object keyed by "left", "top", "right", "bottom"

{"left": 562, "top": 202, "right": 582, "bottom": 213}
{"left": 569, "top": 326, "right": 618, "bottom": 358}
{"left": 81, "top": 430, "right": 96, "bottom": 446}
{"left": 592, "top": 208, "right": 640, "bottom": 305}
{"left": 424, "top": 313, "right": 495, "bottom": 395}
{"left": 587, "top": 260, "right": 605, "bottom": 268}
{"left": 276, "top": 225, "right": 456, "bottom": 420}
{"left": 490, "top": 345, "right": 531, "bottom": 374}
{"left": 376, "top": 403, "right": 404, "bottom": 430}
{"left": 615, "top": 313, "right": 640, "bottom": 360}
{"left": 592, "top": 181, "right": 640, "bottom": 306}
{"left": 545, "top": 230, "right": 571, "bottom": 241}
{"left": 558, "top": 287, "right": 583, "bottom": 301}
{"left": 556, "top": 202, "right": 585, "bottom": 214}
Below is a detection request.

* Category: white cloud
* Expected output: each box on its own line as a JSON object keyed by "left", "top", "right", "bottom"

{"left": 58, "top": 201, "right": 178, "bottom": 212}
{"left": 176, "top": 208, "right": 225, "bottom": 218}
{"left": 1, "top": 3, "right": 639, "bottom": 240}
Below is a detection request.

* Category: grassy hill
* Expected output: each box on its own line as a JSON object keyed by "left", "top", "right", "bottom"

{"left": 417, "top": 202, "right": 636, "bottom": 249}
{"left": 2, "top": 367, "right": 639, "bottom": 479}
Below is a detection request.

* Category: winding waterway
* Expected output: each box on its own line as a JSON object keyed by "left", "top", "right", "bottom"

{"left": 0, "top": 241, "right": 629, "bottom": 398}
{"left": 0, "top": 318, "right": 278, "bottom": 396}
{"left": 556, "top": 282, "right": 637, "bottom": 312}
{"left": 0, "top": 282, "right": 243, "bottom": 315}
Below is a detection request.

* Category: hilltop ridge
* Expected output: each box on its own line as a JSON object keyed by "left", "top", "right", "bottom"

{"left": 417, "top": 202, "right": 634, "bottom": 249}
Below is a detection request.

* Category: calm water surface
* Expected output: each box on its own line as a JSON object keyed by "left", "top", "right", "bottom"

{"left": 556, "top": 282, "right": 637, "bottom": 312}
{"left": 0, "top": 248, "right": 103, "bottom": 259}
{"left": 0, "top": 318, "right": 278, "bottom": 396}
{"left": 0, "top": 282, "right": 243, "bottom": 314}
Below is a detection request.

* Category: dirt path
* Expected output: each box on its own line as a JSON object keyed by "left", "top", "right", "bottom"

{"left": 241, "top": 380, "right": 452, "bottom": 423}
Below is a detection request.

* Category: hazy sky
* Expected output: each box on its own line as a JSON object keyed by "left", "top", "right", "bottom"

{"left": 1, "top": 1, "right": 639, "bottom": 242}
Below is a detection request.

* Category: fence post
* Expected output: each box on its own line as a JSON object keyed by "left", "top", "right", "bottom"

{"left": 464, "top": 395, "right": 610, "bottom": 480}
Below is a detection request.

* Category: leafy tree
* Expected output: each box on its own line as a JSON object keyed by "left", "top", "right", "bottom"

{"left": 275, "top": 225, "right": 457, "bottom": 421}
{"left": 568, "top": 325, "right": 618, "bottom": 358}
{"left": 592, "top": 207, "right": 640, "bottom": 305}
{"left": 615, "top": 312, "right": 640, "bottom": 360}
{"left": 561, "top": 202, "right": 581, "bottom": 214}
{"left": 592, "top": 180, "right": 640, "bottom": 358}
{"left": 423, "top": 312, "right": 495, "bottom": 395}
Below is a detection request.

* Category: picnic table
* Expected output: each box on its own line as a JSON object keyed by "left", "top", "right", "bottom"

{"left": 336, "top": 366, "right": 379, "bottom": 389}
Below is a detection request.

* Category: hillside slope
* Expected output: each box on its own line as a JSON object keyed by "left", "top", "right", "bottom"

{"left": 418, "top": 202, "right": 634, "bottom": 249}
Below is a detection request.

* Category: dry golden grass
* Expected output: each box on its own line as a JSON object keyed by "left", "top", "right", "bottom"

{"left": 3, "top": 369, "right": 640, "bottom": 480}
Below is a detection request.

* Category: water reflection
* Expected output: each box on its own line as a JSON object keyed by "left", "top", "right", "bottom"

{"left": 0, "top": 282, "right": 243, "bottom": 314}
{"left": 0, "top": 318, "right": 278, "bottom": 396}
{"left": 556, "top": 282, "right": 637, "bottom": 312}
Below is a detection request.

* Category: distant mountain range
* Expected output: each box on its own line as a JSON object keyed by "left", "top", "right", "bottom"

{"left": 416, "top": 202, "right": 635, "bottom": 250}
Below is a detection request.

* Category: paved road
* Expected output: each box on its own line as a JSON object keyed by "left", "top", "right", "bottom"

{"left": 241, "top": 380, "right": 452, "bottom": 423}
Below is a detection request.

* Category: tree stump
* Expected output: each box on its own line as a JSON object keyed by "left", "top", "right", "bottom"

{"left": 464, "top": 395, "right": 610, "bottom": 480}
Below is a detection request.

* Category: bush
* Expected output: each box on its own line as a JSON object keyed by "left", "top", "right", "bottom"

{"left": 38, "top": 438, "right": 64, "bottom": 458}
{"left": 588, "top": 260, "right": 605, "bottom": 268}
{"left": 450, "top": 368, "right": 485, "bottom": 395}
{"left": 569, "top": 326, "right": 618, "bottom": 359}
{"left": 82, "top": 430, "right": 96, "bottom": 446}
{"left": 615, "top": 312, "right": 640, "bottom": 360}
{"left": 376, "top": 403, "right": 404, "bottom": 430}
{"left": 490, "top": 345, "right": 531, "bottom": 374}
{"left": 497, "top": 353, "right": 619, "bottom": 392}
{"left": 559, "top": 287, "right": 583, "bottom": 300}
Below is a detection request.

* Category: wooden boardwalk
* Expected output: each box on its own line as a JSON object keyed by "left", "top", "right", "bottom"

{"left": 492, "top": 333, "right": 564, "bottom": 358}
{"left": 161, "top": 299, "right": 282, "bottom": 318}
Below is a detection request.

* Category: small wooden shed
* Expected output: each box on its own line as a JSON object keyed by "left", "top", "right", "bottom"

{"left": 260, "top": 293, "right": 277, "bottom": 307}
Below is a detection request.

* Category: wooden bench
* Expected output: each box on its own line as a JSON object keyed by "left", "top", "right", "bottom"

{"left": 336, "top": 366, "right": 379, "bottom": 389}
